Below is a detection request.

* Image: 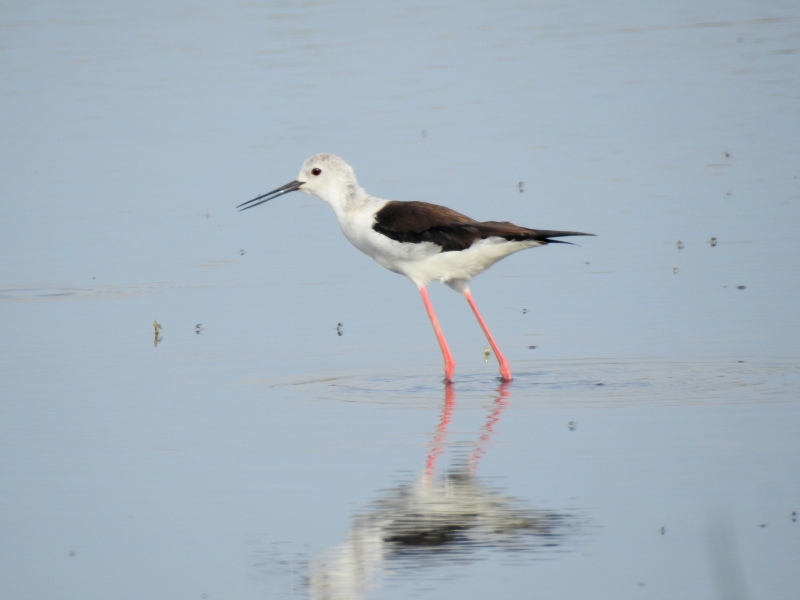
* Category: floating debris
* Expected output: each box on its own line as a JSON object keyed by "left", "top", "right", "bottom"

{"left": 527, "top": 345, "right": 537, "bottom": 350}
{"left": 153, "top": 320, "right": 162, "bottom": 347}
{"left": 737, "top": 285, "right": 746, "bottom": 290}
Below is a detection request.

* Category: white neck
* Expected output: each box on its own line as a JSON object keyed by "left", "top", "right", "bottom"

{"left": 313, "top": 181, "right": 371, "bottom": 221}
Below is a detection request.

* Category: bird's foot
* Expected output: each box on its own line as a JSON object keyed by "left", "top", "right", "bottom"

{"left": 498, "top": 362, "right": 512, "bottom": 382}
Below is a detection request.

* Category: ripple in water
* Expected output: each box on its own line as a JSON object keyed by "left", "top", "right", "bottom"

{"left": 268, "top": 359, "right": 800, "bottom": 409}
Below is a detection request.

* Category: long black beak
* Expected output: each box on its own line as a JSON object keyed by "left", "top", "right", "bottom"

{"left": 237, "top": 180, "right": 305, "bottom": 211}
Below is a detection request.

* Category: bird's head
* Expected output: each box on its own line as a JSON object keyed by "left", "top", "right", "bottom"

{"left": 238, "top": 154, "right": 362, "bottom": 212}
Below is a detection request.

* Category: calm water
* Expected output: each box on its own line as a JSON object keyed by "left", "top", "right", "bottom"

{"left": 1, "top": 1, "right": 799, "bottom": 599}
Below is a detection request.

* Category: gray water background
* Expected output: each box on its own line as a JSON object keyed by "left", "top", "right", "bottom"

{"left": 1, "top": 1, "right": 799, "bottom": 598}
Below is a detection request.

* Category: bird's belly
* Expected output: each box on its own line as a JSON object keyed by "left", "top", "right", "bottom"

{"left": 346, "top": 226, "right": 441, "bottom": 275}
{"left": 343, "top": 219, "right": 542, "bottom": 287}
{"left": 401, "top": 237, "right": 543, "bottom": 287}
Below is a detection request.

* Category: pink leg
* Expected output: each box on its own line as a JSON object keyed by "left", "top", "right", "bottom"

{"left": 419, "top": 287, "right": 455, "bottom": 382}
{"left": 463, "top": 290, "right": 512, "bottom": 381}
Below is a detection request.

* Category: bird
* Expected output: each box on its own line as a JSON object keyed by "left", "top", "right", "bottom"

{"left": 238, "top": 154, "right": 593, "bottom": 382}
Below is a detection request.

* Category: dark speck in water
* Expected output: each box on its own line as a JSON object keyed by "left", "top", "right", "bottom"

{"left": 724, "top": 152, "right": 731, "bottom": 158}
{"left": 568, "top": 421, "right": 576, "bottom": 431}
{"left": 527, "top": 345, "right": 537, "bottom": 349}
{"left": 737, "top": 285, "right": 746, "bottom": 290}
{"left": 676, "top": 241, "right": 684, "bottom": 250}
{"left": 673, "top": 267, "right": 680, "bottom": 274}
{"left": 518, "top": 181, "right": 525, "bottom": 193}
{"left": 240, "top": 249, "right": 245, "bottom": 256}
{"left": 595, "top": 383, "right": 605, "bottom": 386}
{"left": 792, "top": 512, "right": 797, "bottom": 522}
{"left": 660, "top": 527, "right": 666, "bottom": 535}
{"left": 69, "top": 550, "right": 76, "bottom": 557}
{"left": 336, "top": 323, "right": 343, "bottom": 336}
{"left": 709, "top": 237, "right": 718, "bottom": 247}
{"left": 759, "top": 524, "right": 767, "bottom": 528}
{"left": 522, "top": 308, "right": 527, "bottom": 314}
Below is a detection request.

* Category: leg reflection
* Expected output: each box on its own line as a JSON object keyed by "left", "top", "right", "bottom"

{"left": 424, "top": 383, "right": 455, "bottom": 477}
{"left": 307, "top": 382, "right": 574, "bottom": 600}
{"left": 469, "top": 380, "right": 511, "bottom": 474}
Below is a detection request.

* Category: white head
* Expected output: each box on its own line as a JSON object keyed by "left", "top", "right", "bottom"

{"left": 238, "top": 153, "right": 365, "bottom": 214}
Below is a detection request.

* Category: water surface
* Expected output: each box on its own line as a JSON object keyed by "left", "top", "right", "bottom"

{"left": 1, "top": 1, "right": 799, "bottom": 598}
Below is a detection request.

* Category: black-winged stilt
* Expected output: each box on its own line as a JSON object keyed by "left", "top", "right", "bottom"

{"left": 238, "top": 154, "right": 593, "bottom": 382}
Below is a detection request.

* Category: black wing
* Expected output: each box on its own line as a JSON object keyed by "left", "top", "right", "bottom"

{"left": 373, "top": 201, "right": 593, "bottom": 252}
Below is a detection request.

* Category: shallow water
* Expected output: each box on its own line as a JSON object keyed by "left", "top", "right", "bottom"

{"left": 1, "top": 1, "right": 799, "bottom": 599}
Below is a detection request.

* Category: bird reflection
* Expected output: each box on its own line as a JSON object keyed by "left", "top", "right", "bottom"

{"left": 308, "top": 383, "right": 574, "bottom": 600}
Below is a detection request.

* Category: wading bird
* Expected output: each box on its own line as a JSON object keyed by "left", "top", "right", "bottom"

{"left": 239, "top": 154, "right": 592, "bottom": 382}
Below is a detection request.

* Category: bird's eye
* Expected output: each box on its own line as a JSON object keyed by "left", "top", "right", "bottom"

{"left": 311, "top": 168, "right": 322, "bottom": 176}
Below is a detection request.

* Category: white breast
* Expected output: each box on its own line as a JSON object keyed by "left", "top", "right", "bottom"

{"left": 337, "top": 200, "right": 442, "bottom": 276}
